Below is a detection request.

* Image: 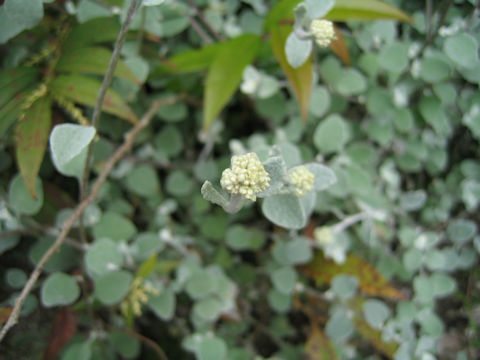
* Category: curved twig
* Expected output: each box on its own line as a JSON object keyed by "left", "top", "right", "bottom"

{"left": 0, "top": 97, "right": 178, "bottom": 343}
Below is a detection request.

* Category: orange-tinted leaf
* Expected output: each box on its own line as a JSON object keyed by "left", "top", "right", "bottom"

{"left": 350, "top": 297, "right": 399, "bottom": 358}
{"left": 302, "top": 252, "right": 405, "bottom": 300}
{"left": 15, "top": 97, "right": 52, "bottom": 198}
{"left": 270, "top": 25, "right": 313, "bottom": 121}
{"left": 330, "top": 26, "right": 350, "bottom": 66}
{"left": 0, "top": 307, "right": 12, "bottom": 326}
{"left": 44, "top": 308, "right": 78, "bottom": 360}
{"left": 306, "top": 325, "right": 338, "bottom": 360}
{"left": 50, "top": 75, "right": 138, "bottom": 124}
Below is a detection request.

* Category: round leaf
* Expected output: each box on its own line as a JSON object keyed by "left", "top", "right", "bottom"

{"left": 285, "top": 32, "right": 312, "bottom": 68}
{"left": 41, "top": 272, "right": 80, "bottom": 307}
{"left": 313, "top": 114, "right": 348, "bottom": 154}
{"left": 94, "top": 270, "right": 132, "bottom": 305}
{"left": 8, "top": 173, "right": 43, "bottom": 215}
{"left": 262, "top": 194, "right": 306, "bottom": 230}
{"left": 444, "top": 33, "right": 479, "bottom": 69}
{"left": 85, "top": 238, "right": 123, "bottom": 276}
{"left": 49, "top": 124, "right": 96, "bottom": 178}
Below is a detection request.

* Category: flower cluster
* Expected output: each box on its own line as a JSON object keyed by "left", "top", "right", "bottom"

{"left": 289, "top": 166, "right": 314, "bottom": 197}
{"left": 309, "top": 19, "right": 336, "bottom": 48}
{"left": 121, "top": 278, "right": 159, "bottom": 317}
{"left": 220, "top": 152, "right": 270, "bottom": 201}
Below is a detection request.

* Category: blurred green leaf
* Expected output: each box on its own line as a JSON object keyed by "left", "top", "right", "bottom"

{"left": 94, "top": 270, "right": 133, "bottom": 305}
{"left": 325, "top": 0, "right": 413, "bottom": 23}
{"left": 50, "top": 75, "right": 138, "bottom": 123}
{"left": 270, "top": 24, "right": 312, "bottom": 121}
{"left": 15, "top": 96, "right": 51, "bottom": 197}
{"left": 204, "top": 34, "right": 261, "bottom": 130}
{"left": 8, "top": 173, "right": 43, "bottom": 215}
{"left": 41, "top": 272, "right": 80, "bottom": 307}
{"left": 56, "top": 47, "right": 140, "bottom": 84}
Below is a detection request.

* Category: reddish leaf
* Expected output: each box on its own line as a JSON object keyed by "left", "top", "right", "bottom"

{"left": 43, "top": 308, "right": 78, "bottom": 360}
{"left": 306, "top": 325, "right": 338, "bottom": 360}
{"left": 15, "top": 97, "right": 52, "bottom": 198}
{"left": 330, "top": 26, "right": 351, "bottom": 67}
{"left": 302, "top": 252, "right": 405, "bottom": 300}
{"left": 270, "top": 24, "right": 313, "bottom": 121}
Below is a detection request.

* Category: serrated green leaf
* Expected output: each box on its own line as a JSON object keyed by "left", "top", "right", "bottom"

{"left": 56, "top": 47, "right": 140, "bottom": 84}
{"left": 325, "top": 0, "right": 413, "bottom": 23}
{"left": 50, "top": 75, "right": 138, "bottom": 123}
{"left": 204, "top": 34, "right": 261, "bottom": 130}
{"left": 15, "top": 97, "right": 51, "bottom": 198}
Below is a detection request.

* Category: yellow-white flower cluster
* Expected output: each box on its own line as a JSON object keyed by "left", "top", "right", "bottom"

{"left": 289, "top": 166, "right": 314, "bottom": 197}
{"left": 220, "top": 152, "right": 270, "bottom": 201}
{"left": 309, "top": 19, "right": 336, "bottom": 48}
{"left": 121, "top": 278, "right": 159, "bottom": 317}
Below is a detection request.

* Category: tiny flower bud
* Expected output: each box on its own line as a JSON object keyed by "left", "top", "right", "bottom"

{"left": 309, "top": 19, "right": 336, "bottom": 48}
{"left": 289, "top": 166, "right": 314, "bottom": 197}
{"left": 220, "top": 152, "right": 270, "bottom": 201}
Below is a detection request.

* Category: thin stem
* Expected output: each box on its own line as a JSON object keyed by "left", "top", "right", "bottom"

{"left": 189, "top": 16, "right": 213, "bottom": 44}
{"left": 80, "top": 0, "right": 141, "bottom": 197}
{"left": 79, "top": 0, "right": 142, "bottom": 240}
{"left": 0, "top": 98, "right": 177, "bottom": 343}
{"left": 185, "top": 0, "right": 223, "bottom": 41}
{"left": 331, "top": 212, "right": 370, "bottom": 234}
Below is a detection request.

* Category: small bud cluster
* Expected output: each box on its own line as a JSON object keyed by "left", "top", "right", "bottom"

{"left": 220, "top": 152, "right": 270, "bottom": 201}
{"left": 309, "top": 19, "right": 336, "bottom": 48}
{"left": 289, "top": 166, "right": 314, "bottom": 197}
{"left": 121, "top": 278, "right": 159, "bottom": 317}
{"left": 54, "top": 95, "right": 90, "bottom": 126}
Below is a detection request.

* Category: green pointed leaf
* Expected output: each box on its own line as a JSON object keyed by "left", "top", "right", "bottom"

{"left": 152, "top": 42, "right": 222, "bottom": 76}
{"left": 15, "top": 97, "right": 51, "bottom": 198}
{"left": 50, "top": 75, "right": 138, "bottom": 123}
{"left": 56, "top": 47, "right": 140, "bottom": 84}
{"left": 0, "top": 91, "right": 30, "bottom": 138}
{"left": 270, "top": 25, "right": 313, "bottom": 121}
{"left": 325, "top": 0, "right": 413, "bottom": 23}
{"left": 63, "top": 17, "right": 121, "bottom": 52}
{"left": 41, "top": 272, "right": 80, "bottom": 307}
{"left": 0, "top": 67, "right": 39, "bottom": 109}
{"left": 203, "top": 34, "right": 261, "bottom": 130}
